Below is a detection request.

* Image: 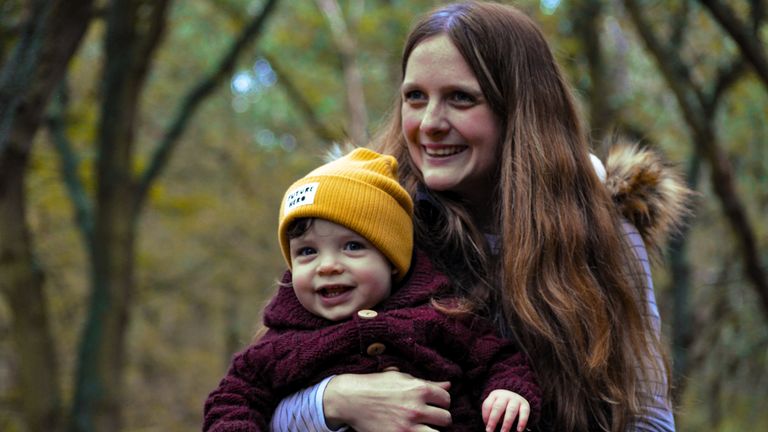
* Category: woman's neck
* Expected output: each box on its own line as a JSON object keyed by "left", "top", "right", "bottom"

{"left": 460, "top": 188, "right": 497, "bottom": 234}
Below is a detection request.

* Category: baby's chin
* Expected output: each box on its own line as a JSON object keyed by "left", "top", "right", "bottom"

{"left": 312, "top": 305, "right": 357, "bottom": 322}
{"left": 319, "top": 312, "right": 354, "bottom": 321}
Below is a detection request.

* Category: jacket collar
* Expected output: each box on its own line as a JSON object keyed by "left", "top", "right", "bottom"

{"left": 263, "top": 249, "right": 451, "bottom": 330}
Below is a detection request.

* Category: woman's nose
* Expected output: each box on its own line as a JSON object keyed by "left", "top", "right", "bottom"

{"left": 420, "top": 102, "right": 448, "bottom": 136}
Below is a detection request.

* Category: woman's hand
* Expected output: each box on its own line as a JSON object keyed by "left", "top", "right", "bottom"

{"left": 323, "top": 370, "right": 452, "bottom": 432}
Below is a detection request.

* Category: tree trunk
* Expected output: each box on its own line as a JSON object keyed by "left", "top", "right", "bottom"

{"left": 68, "top": 0, "right": 280, "bottom": 428}
{"left": 68, "top": 0, "right": 159, "bottom": 429}
{"left": 0, "top": 149, "right": 60, "bottom": 432}
{"left": 0, "top": 1, "right": 93, "bottom": 430}
{"left": 571, "top": 0, "right": 619, "bottom": 147}
{"left": 669, "top": 156, "right": 700, "bottom": 404}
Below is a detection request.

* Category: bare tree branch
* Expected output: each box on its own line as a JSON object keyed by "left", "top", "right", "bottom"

{"left": 315, "top": 0, "right": 369, "bottom": 146}
{"left": 670, "top": 0, "right": 690, "bottom": 50}
{"left": 137, "top": 0, "right": 280, "bottom": 209}
{"left": 623, "top": 0, "right": 768, "bottom": 319}
{"left": 698, "top": 0, "right": 768, "bottom": 89}
{"left": 264, "top": 52, "right": 339, "bottom": 143}
{"left": 135, "top": 0, "right": 171, "bottom": 88}
{"left": 46, "top": 84, "right": 94, "bottom": 246}
{"left": 572, "top": 0, "right": 617, "bottom": 145}
{"left": 708, "top": 58, "right": 747, "bottom": 116}
{"left": 0, "top": 0, "right": 52, "bottom": 155}
{"left": 623, "top": 0, "right": 706, "bottom": 134}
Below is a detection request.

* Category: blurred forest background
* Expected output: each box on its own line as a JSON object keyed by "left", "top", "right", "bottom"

{"left": 0, "top": 0, "right": 766, "bottom": 431}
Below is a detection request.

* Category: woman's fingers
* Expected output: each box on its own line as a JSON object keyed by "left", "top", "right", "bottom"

{"left": 401, "top": 379, "right": 451, "bottom": 427}
{"left": 423, "top": 380, "right": 451, "bottom": 408}
{"left": 419, "top": 404, "right": 452, "bottom": 427}
{"left": 326, "top": 371, "right": 452, "bottom": 432}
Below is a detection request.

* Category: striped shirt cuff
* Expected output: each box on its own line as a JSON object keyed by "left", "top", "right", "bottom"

{"left": 270, "top": 375, "right": 349, "bottom": 432}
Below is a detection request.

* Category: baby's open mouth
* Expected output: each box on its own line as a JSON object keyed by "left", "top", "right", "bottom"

{"left": 320, "top": 285, "right": 352, "bottom": 297}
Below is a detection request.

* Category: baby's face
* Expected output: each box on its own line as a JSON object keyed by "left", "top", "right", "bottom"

{"left": 289, "top": 219, "right": 394, "bottom": 321}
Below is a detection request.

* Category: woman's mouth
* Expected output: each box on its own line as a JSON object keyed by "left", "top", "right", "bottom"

{"left": 424, "top": 145, "right": 467, "bottom": 157}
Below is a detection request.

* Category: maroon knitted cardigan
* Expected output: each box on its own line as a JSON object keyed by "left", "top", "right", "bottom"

{"left": 203, "top": 251, "right": 540, "bottom": 431}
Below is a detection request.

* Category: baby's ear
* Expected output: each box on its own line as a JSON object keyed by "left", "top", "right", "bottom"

{"left": 390, "top": 261, "right": 399, "bottom": 276}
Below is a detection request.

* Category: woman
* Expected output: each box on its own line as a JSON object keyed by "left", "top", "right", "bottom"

{"left": 271, "top": 2, "right": 684, "bottom": 431}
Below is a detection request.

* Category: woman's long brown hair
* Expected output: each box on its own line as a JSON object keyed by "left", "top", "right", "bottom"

{"left": 372, "top": 2, "right": 668, "bottom": 431}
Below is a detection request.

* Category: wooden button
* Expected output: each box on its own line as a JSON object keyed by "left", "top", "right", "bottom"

{"left": 357, "top": 309, "right": 378, "bottom": 319}
{"left": 366, "top": 342, "right": 386, "bottom": 356}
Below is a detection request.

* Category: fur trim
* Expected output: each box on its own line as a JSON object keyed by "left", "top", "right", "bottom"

{"left": 604, "top": 144, "right": 693, "bottom": 258}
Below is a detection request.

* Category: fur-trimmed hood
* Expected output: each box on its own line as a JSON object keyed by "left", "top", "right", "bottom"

{"left": 601, "top": 145, "right": 693, "bottom": 257}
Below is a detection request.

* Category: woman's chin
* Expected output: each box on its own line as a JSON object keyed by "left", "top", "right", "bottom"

{"left": 422, "top": 175, "right": 458, "bottom": 193}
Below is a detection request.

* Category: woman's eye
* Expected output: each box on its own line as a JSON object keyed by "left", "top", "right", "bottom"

{"left": 344, "top": 241, "right": 365, "bottom": 251}
{"left": 450, "top": 91, "right": 475, "bottom": 105}
{"left": 296, "top": 247, "right": 316, "bottom": 257}
{"left": 403, "top": 90, "right": 426, "bottom": 102}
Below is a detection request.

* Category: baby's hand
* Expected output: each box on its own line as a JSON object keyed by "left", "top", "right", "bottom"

{"left": 481, "top": 389, "right": 531, "bottom": 432}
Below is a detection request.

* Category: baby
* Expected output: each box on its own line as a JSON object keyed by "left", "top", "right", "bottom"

{"left": 203, "top": 148, "right": 540, "bottom": 432}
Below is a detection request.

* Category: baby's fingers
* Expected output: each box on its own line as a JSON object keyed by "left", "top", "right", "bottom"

{"left": 498, "top": 401, "right": 520, "bottom": 432}
{"left": 481, "top": 394, "right": 495, "bottom": 423}
{"left": 515, "top": 401, "right": 531, "bottom": 432}
{"left": 483, "top": 396, "right": 506, "bottom": 432}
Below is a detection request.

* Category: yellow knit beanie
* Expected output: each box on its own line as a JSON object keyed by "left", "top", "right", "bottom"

{"left": 278, "top": 148, "right": 414, "bottom": 280}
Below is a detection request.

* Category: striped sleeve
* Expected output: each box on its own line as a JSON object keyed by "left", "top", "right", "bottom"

{"left": 622, "top": 221, "right": 676, "bottom": 432}
{"left": 622, "top": 221, "right": 659, "bottom": 330}
{"left": 270, "top": 376, "right": 349, "bottom": 432}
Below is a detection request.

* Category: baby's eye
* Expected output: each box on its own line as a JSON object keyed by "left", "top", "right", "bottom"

{"left": 344, "top": 241, "right": 365, "bottom": 251}
{"left": 295, "top": 246, "right": 316, "bottom": 257}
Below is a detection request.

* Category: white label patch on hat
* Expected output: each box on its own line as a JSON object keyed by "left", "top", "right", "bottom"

{"left": 285, "top": 182, "right": 319, "bottom": 212}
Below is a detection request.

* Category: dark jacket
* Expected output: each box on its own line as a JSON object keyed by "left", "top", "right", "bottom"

{"left": 203, "top": 250, "right": 540, "bottom": 431}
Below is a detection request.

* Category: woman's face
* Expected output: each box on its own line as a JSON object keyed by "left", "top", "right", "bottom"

{"left": 401, "top": 34, "right": 501, "bottom": 198}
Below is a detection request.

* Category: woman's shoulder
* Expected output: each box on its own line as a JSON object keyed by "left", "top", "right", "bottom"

{"left": 602, "top": 144, "right": 693, "bottom": 256}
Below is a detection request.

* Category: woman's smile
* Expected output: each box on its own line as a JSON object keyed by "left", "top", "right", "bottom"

{"left": 422, "top": 144, "right": 468, "bottom": 157}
